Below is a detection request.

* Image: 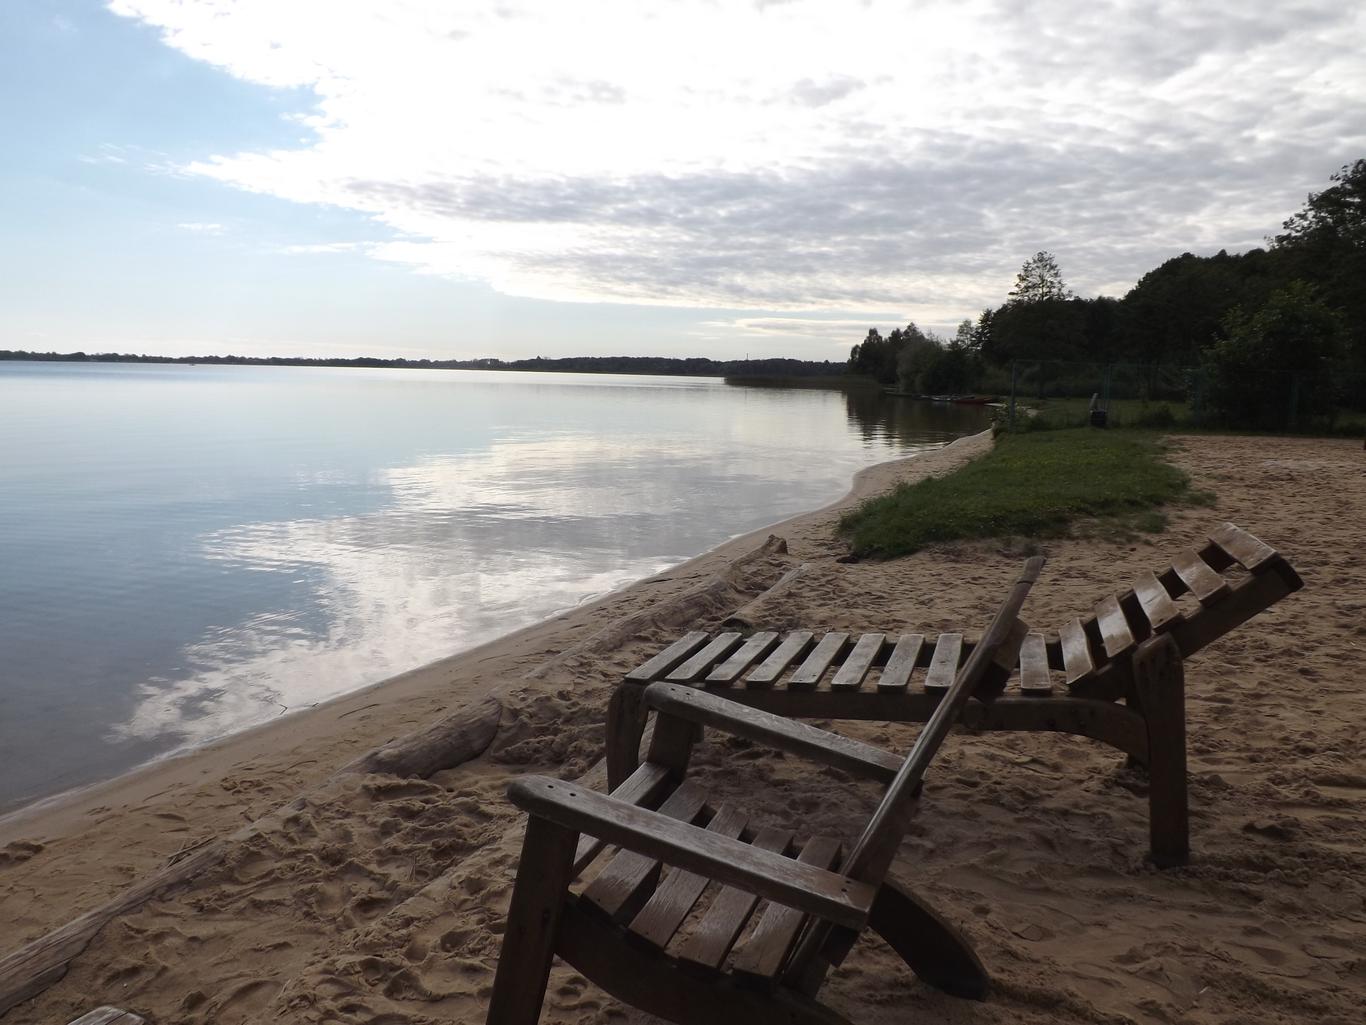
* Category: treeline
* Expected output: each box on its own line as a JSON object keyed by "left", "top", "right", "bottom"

{"left": 849, "top": 159, "right": 1366, "bottom": 430}
{"left": 0, "top": 350, "right": 843, "bottom": 379}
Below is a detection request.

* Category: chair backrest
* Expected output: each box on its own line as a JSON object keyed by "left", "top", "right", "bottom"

{"left": 1056, "top": 523, "right": 1302, "bottom": 698}
{"left": 841, "top": 554, "right": 1045, "bottom": 885}
{"left": 782, "top": 556, "right": 1044, "bottom": 986}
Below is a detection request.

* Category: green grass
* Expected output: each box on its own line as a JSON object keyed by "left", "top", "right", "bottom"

{"left": 1008, "top": 396, "right": 1193, "bottom": 430}
{"left": 839, "top": 430, "right": 1198, "bottom": 559}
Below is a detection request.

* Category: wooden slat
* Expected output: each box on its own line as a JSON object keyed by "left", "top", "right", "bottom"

{"left": 644, "top": 683, "right": 902, "bottom": 782}
{"left": 877, "top": 633, "right": 924, "bottom": 691}
{"left": 1017, "top": 632, "right": 1052, "bottom": 695}
{"left": 628, "top": 805, "right": 748, "bottom": 948}
{"left": 744, "top": 631, "right": 814, "bottom": 687}
{"left": 626, "top": 630, "right": 711, "bottom": 682}
{"left": 923, "top": 633, "right": 963, "bottom": 692}
{"left": 829, "top": 633, "right": 885, "bottom": 691}
{"left": 574, "top": 761, "right": 671, "bottom": 874}
{"left": 731, "top": 836, "right": 843, "bottom": 979}
{"left": 705, "top": 632, "right": 780, "bottom": 684}
{"left": 675, "top": 827, "right": 792, "bottom": 969}
{"left": 581, "top": 782, "right": 708, "bottom": 920}
{"left": 787, "top": 632, "right": 849, "bottom": 687}
{"left": 666, "top": 633, "right": 744, "bottom": 683}
{"left": 1059, "top": 618, "right": 1096, "bottom": 685}
{"left": 1133, "top": 570, "right": 1184, "bottom": 633}
{"left": 512, "top": 778, "right": 874, "bottom": 929}
{"left": 1209, "top": 522, "right": 1277, "bottom": 573}
{"left": 1095, "top": 595, "right": 1136, "bottom": 659}
{"left": 1170, "top": 548, "right": 1230, "bottom": 605}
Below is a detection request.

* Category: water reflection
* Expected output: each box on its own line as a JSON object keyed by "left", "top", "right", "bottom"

{"left": 1, "top": 363, "right": 987, "bottom": 807}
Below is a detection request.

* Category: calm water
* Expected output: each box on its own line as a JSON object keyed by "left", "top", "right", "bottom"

{"left": 0, "top": 362, "right": 986, "bottom": 810}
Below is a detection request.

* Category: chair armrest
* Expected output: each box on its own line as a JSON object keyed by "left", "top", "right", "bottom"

{"left": 642, "top": 682, "right": 902, "bottom": 782}
{"left": 509, "top": 775, "right": 874, "bottom": 930}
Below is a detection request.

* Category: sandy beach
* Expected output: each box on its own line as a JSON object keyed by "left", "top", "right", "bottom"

{"left": 2, "top": 430, "right": 1363, "bottom": 1025}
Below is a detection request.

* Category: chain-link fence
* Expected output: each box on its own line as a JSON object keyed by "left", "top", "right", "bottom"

{"left": 995, "top": 359, "right": 1366, "bottom": 435}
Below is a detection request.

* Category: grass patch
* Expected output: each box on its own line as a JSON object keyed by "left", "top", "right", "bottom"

{"left": 840, "top": 429, "right": 1198, "bottom": 559}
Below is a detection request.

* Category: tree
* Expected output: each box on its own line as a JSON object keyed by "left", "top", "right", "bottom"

{"left": 1272, "top": 159, "right": 1366, "bottom": 380}
{"left": 1275, "top": 159, "right": 1366, "bottom": 250}
{"left": 1203, "top": 282, "right": 1345, "bottom": 430}
{"left": 1008, "top": 251, "right": 1073, "bottom": 303}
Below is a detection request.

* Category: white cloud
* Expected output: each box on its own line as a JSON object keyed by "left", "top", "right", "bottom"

{"left": 176, "top": 221, "right": 225, "bottom": 234}
{"left": 110, "top": 1, "right": 1366, "bottom": 322}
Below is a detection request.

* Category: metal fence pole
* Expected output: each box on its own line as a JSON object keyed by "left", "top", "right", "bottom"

{"left": 1009, "top": 361, "right": 1017, "bottom": 430}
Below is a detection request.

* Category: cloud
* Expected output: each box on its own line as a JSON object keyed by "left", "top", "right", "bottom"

{"left": 177, "top": 221, "right": 225, "bottom": 234}
{"left": 109, "top": 0, "right": 1366, "bottom": 322}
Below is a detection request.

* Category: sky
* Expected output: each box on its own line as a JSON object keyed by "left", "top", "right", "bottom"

{"left": 2, "top": 1, "right": 1363, "bottom": 361}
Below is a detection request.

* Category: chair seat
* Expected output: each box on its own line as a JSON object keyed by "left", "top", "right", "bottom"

{"left": 573, "top": 778, "right": 845, "bottom": 985}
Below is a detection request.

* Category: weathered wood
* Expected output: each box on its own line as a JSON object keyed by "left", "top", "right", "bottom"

{"left": 1132, "top": 634, "right": 1189, "bottom": 867}
{"left": 867, "top": 876, "right": 989, "bottom": 999}
{"left": 1017, "top": 632, "right": 1052, "bottom": 695}
{"left": 745, "top": 631, "right": 815, "bottom": 687}
{"left": 556, "top": 901, "right": 851, "bottom": 1025}
{"left": 958, "top": 696, "right": 1146, "bottom": 760}
{"left": 1169, "top": 548, "right": 1230, "bottom": 605}
{"left": 877, "top": 633, "right": 924, "bottom": 691}
{"left": 1094, "top": 594, "right": 1136, "bottom": 659}
{"left": 733, "top": 836, "right": 842, "bottom": 980}
{"left": 582, "top": 782, "right": 709, "bottom": 921}
{"left": 628, "top": 805, "right": 748, "bottom": 948}
{"left": 667, "top": 632, "right": 744, "bottom": 682}
{"left": 67, "top": 1008, "right": 146, "bottom": 1025}
{"left": 677, "top": 827, "right": 792, "bottom": 970}
{"left": 1059, "top": 618, "right": 1096, "bottom": 685}
{"left": 923, "top": 632, "right": 963, "bottom": 692}
{"left": 508, "top": 777, "right": 875, "bottom": 929}
{"left": 1132, "top": 570, "right": 1183, "bottom": 633}
{"left": 341, "top": 695, "right": 502, "bottom": 777}
{"left": 707, "top": 632, "right": 780, "bottom": 684}
{"left": 574, "top": 762, "right": 671, "bottom": 874}
{"left": 1209, "top": 522, "right": 1277, "bottom": 573}
{"left": 605, "top": 682, "right": 649, "bottom": 790}
{"left": 626, "top": 630, "right": 712, "bottom": 683}
{"left": 788, "top": 633, "right": 849, "bottom": 687}
{"left": 829, "top": 633, "right": 884, "bottom": 691}
{"left": 1168, "top": 569, "right": 1295, "bottom": 659}
{"left": 785, "top": 556, "right": 1045, "bottom": 984}
{"left": 644, "top": 683, "right": 902, "bottom": 782}
{"left": 486, "top": 817, "right": 579, "bottom": 1025}
{"left": 721, "top": 564, "right": 810, "bottom": 631}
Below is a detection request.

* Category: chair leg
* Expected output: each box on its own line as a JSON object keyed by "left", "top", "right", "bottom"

{"left": 486, "top": 817, "right": 579, "bottom": 1025}
{"left": 606, "top": 684, "right": 647, "bottom": 790}
{"left": 1133, "top": 635, "right": 1189, "bottom": 868}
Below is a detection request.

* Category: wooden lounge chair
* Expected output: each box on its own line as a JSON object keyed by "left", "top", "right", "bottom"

{"left": 609, "top": 523, "right": 1302, "bottom": 867}
{"left": 485, "top": 558, "right": 1045, "bottom": 1025}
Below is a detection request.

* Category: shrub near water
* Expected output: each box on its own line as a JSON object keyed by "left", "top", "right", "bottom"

{"left": 840, "top": 430, "right": 1193, "bottom": 559}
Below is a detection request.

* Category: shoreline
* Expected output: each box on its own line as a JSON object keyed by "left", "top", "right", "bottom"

{"left": 0, "top": 429, "right": 992, "bottom": 842}
{"left": 5, "top": 431, "right": 1366, "bottom": 1025}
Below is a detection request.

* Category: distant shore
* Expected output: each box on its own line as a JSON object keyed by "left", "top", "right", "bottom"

{"left": 1, "top": 349, "right": 856, "bottom": 381}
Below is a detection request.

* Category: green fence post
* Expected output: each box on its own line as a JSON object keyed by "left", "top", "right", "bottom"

{"left": 1009, "top": 361, "right": 1017, "bottom": 430}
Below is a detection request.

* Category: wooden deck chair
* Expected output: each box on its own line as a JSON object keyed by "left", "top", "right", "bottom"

{"left": 485, "top": 558, "right": 1045, "bottom": 1025}
{"left": 609, "top": 523, "right": 1302, "bottom": 867}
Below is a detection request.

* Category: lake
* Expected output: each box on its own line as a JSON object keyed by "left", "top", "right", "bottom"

{"left": 0, "top": 362, "right": 987, "bottom": 810}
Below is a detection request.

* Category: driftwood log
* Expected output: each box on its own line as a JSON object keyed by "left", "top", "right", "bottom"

{"left": 341, "top": 695, "right": 503, "bottom": 777}
{"left": 527, "top": 535, "right": 791, "bottom": 679}
{"left": 720, "top": 563, "right": 809, "bottom": 630}
{"left": 0, "top": 692, "right": 503, "bottom": 1016}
